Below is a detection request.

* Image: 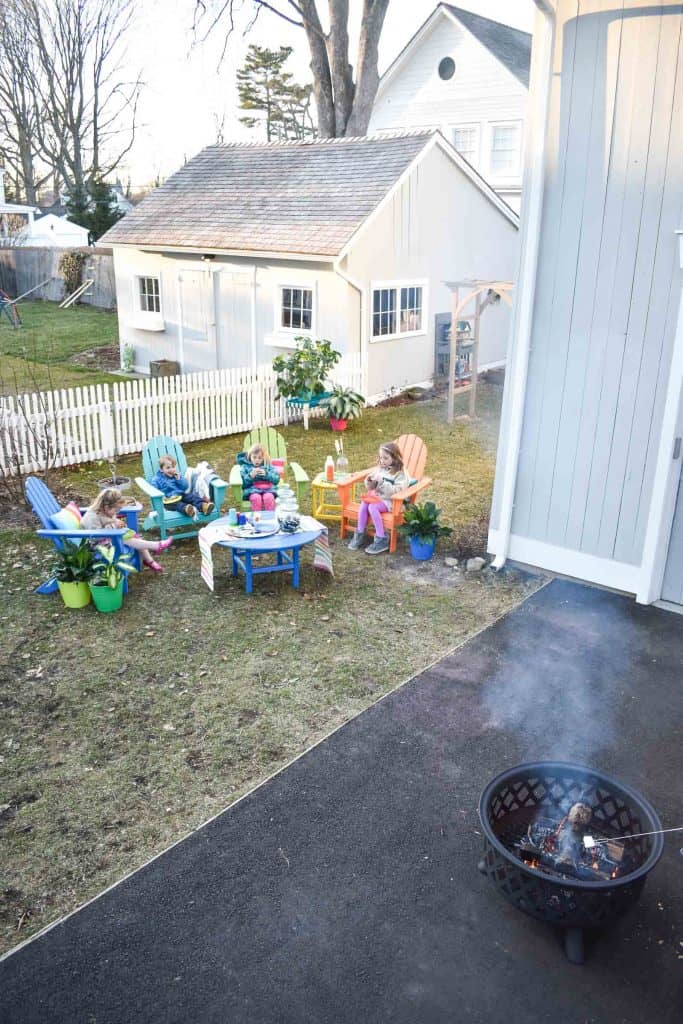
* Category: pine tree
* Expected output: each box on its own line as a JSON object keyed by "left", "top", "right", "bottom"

{"left": 87, "top": 179, "right": 122, "bottom": 242}
{"left": 237, "top": 45, "right": 314, "bottom": 142}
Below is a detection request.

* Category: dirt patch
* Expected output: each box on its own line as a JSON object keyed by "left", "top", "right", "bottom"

{"left": 68, "top": 344, "right": 120, "bottom": 372}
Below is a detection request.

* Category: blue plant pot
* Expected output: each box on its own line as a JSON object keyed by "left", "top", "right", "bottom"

{"left": 409, "top": 536, "right": 436, "bottom": 561}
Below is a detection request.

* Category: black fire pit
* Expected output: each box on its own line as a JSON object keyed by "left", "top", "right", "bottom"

{"left": 478, "top": 762, "right": 664, "bottom": 964}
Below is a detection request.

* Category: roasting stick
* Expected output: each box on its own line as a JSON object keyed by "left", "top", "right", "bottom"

{"left": 584, "top": 826, "right": 683, "bottom": 848}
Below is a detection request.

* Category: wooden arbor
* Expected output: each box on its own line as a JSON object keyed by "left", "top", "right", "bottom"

{"left": 442, "top": 279, "right": 513, "bottom": 423}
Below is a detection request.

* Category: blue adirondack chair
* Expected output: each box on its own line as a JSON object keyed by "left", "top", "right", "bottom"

{"left": 135, "top": 435, "right": 228, "bottom": 540}
{"left": 26, "top": 476, "right": 141, "bottom": 595}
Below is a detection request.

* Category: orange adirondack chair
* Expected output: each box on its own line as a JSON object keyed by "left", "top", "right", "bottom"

{"left": 336, "top": 434, "right": 432, "bottom": 553}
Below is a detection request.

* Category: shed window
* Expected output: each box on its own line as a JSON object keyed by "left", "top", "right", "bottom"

{"left": 490, "top": 123, "right": 521, "bottom": 174}
{"left": 372, "top": 284, "right": 424, "bottom": 339}
{"left": 281, "top": 286, "right": 313, "bottom": 330}
{"left": 138, "top": 276, "right": 160, "bottom": 313}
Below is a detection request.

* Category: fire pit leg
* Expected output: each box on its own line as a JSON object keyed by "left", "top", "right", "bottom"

{"left": 563, "top": 927, "right": 585, "bottom": 965}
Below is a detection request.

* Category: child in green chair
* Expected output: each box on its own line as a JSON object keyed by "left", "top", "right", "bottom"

{"left": 237, "top": 443, "right": 281, "bottom": 512}
{"left": 151, "top": 455, "right": 215, "bottom": 519}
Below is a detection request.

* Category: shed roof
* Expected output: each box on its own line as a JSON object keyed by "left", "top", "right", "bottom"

{"left": 443, "top": 5, "right": 531, "bottom": 87}
{"left": 101, "top": 131, "right": 435, "bottom": 257}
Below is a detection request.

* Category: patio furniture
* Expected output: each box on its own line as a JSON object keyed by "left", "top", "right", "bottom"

{"left": 26, "top": 476, "right": 141, "bottom": 595}
{"left": 284, "top": 391, "right": 332, "bottom": 430}
{"left": 311, "top": 471, "right": 344, "bottom": 523}
{"left": 136, "top": 435, "right": 228, "bottom": 540}
{"left": 228, "top": 427, "right": 309, "bottom": 510}
{"left": 200, "top": 514, "right": 325, "bottom": 593}
{"left": 336, "top": 434, "right": 432, "bottom": 554}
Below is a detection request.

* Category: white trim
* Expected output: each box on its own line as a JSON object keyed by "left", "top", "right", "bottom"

{"left": 451, "top": 122, "right": 482, "bottom": 167}
{"left": 374, "top": 8, "right": 445, "bottom": 100}
{"left": 486, "top": 119, "right": 524, "bottom": 179}
{"left": 135, "top": 273, "right": 162, "bottom": 316}
{"left": 487, "top": 529, "right": 641, "bottom": 595}
{"left": 110, "top": 243, "right": 334, "bottom": 264}
{"left": 370, "top": 278, "right": 428, "bottom": 342}
{"left": 491, "top": 4, "right": 555, "bottom": 571}
{"left": 636, "top": 229, "right": 683, "bottom": 605}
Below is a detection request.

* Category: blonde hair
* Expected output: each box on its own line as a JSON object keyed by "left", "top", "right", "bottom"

{"left": 247, "top": 443, "right": 270, "bottom": 464}
{"left": 159, "top": 454, "right": 177, "bottom": 469}
{"left": 379, "top": 441, "right": 403, "bottom": 472}
{"left": 89, "top": 487, "right": 124, "bottom": 515}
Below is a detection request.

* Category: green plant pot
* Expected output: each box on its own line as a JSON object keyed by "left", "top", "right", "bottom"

{"left": 89, "top": 580, "right": 124, "bottom": 613}
{"left": 57, "top": 580, "right": 91, "bottom": 608}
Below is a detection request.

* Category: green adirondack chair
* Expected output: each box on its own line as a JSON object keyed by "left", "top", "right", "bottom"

{"left": 229, "top": 427, "right": 309, "bottom": 510}
{"left": 136, "top": 435, "right": 228, "bottom": 540}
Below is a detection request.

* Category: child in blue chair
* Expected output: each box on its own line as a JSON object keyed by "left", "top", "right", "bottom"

{"left": 151, "top": 455, "right": 215, "bottom": 519}
{"left": 82, "top": 488, "right": 172, "bottom": 573}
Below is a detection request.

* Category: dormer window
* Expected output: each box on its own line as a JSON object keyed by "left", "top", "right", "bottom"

{"left": 438, "top": 57, "right": 455, "bottom": 80}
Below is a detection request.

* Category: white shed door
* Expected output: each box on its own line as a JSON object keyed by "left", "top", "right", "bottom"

{"left": 216, "top": 269, "right": 254, "bottom": 369}
{"left": 178, "top": 269, "right": 215, "bottom": 372}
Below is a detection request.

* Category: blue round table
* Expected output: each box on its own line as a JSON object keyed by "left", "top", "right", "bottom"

{"left": 215, "top": 516, "right": 323, "bottom": 593}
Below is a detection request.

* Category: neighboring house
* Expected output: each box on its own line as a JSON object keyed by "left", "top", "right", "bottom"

{"left": 14, "top": 213, "right": 89, "bottom": 248}
{"left": 368, "top": 4, "right": 532, "bottom": 212}
{"left": 111, "top": 182, "right": 133, "bottom": 215}
{"left": 489, "top": 0, "right": 683, "bottom": 612}
{"left": 0, "top": 168, "right": 39, "bottom": 245}
{"left": 100, "top": 131, "right": 518, "bottom": 398}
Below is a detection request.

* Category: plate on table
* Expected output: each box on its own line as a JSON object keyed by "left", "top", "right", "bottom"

{"left": 224, "top": 523, "right": 280, "bottom": 540}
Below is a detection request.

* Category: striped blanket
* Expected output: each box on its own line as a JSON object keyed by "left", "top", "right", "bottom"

{"left": 198, "top": 515, "right": 333, "bottom": 592}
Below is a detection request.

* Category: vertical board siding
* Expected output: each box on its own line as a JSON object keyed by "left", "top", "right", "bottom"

{"left": 511, "top": 0, "right": 683, "bottom": 570}
{"left": 0, "top": 355, "right": 362, "bottom": 475}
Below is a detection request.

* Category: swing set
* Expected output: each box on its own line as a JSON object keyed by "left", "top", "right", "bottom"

{"left": 0, "top": 274, "right": 91, "bottom": 328}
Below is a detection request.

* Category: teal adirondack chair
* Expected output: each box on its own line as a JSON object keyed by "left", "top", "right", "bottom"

{"left": 229, "top": 427, "right": 309, "bottom": 510}
{"left": 136, "top": 435, "right": 228, "bottom": 540}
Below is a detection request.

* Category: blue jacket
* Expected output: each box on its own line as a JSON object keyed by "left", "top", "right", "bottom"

{"left": 236, "top": 452, "right": 280, "bottom": 499}
{"left": 151, "top": 469, "right": 190, "bottom": 499}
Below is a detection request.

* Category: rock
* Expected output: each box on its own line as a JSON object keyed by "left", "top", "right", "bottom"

{"left": 466, "top": 557, "right": 487, "bottom": 572}
{"left": 444, "top": 557, "right": 459, "bottom": 568}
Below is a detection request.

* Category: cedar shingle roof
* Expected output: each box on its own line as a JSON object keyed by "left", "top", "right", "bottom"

{"left": 101, "top": 132, "right": 433, "bottom": 256}
{"left": 443, "top": 5, "right": 532, "bottom": 88}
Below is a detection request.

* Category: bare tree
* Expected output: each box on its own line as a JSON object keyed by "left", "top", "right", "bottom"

{"left": 0, "top": 2, "right": 50, "bottom": 203}
{"left": 23, "top": 0, "right": 142, "bottom": 196}
{"left": 194, "top": 0, "right": 390, "bottom": 138}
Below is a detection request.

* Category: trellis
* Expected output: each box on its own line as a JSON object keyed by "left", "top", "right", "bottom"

{"left": 442, "top": 279, "right": 513, "bottom": 423}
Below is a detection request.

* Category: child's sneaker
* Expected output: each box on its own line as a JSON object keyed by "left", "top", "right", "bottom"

{"left": 201, "top": 501, "right": 215, "bottom": 515}
{"left": 347, "top": 532, "right": 366, "bottom": 550}
{"left": 365, "top": 537, "right": 389, "bottom": 555}
{"left": 185, "top": 504, "right": 197, "bottom": 518}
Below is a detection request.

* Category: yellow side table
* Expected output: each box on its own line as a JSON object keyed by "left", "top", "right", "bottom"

{"left": 311, "top": 471, "right": 346, "bottom": 523}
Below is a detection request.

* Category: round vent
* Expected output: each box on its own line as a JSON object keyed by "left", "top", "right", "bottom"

{"left": 438, "top": 57, "right": 455, "bottom": 80}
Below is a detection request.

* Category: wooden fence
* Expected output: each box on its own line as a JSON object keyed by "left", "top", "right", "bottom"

{"left": 0, "top": 355, "right": 364, "bottom": 475}
{"left": 0, "top": 247, "right": 116, "bottom": 308}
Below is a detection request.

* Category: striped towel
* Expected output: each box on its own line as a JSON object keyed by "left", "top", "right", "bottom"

{"left": 297, "top": 515, "right": 334, "bottom": 576}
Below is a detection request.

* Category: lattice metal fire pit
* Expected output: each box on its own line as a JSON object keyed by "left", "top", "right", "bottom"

{"left": 478, "top": 762, "right": 664, "bottom": 963}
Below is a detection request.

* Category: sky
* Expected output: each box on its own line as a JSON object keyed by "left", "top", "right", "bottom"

{"left": 121, "top": 1, "right": 536, "bottom": 187}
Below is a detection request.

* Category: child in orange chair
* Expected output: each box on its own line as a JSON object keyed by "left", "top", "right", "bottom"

{"left": 348, "top": 441, "right": 409, "bottom": 555}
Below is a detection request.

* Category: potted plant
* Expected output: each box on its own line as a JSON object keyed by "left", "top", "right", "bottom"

{"left": 97, "top": 461, "right": 131, "bottom": 492}
{"left": 398, "top": 501, "right": 453, "bottom": 561}
{"left": 272, "top": 336, "right": 341, "bottom": 403}
{"left": 87, "top": 545, "right": 137, "bottom": 613}
{"left": 51, "top": 539, "right": 96, "bottom": 608}
{"left": 321, "top": 386, "right": 366, "bottom": 431}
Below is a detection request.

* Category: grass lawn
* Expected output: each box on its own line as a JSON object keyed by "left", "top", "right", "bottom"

{"left": 0, "top": 387, "right": 547, "bottom": 954}
{"left": 0, "top": 300, "right": 122, "bottom": 393}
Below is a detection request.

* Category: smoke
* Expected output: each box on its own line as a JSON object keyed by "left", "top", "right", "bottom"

{"left": 481, "top": 598, "right": 633, "bottom": 764}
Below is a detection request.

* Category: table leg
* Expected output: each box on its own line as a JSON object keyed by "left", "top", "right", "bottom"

{"left": 292, "top": 546, "right": 300, "bottom": 588}
{"left": 231, "top": 550, "right": 238, "bottom": 577}
{"left": 245, "top": 552, "right": 253, "bottom": 594}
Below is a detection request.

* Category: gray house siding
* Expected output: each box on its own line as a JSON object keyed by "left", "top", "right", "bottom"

{"left": 497, "top": 1, "right": 683, "bottom": 572}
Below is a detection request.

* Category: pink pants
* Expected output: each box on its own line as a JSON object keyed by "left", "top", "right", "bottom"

{"left": 357, "top": 499, "right": 389, "bottom": 537}
{"left": 249, "top": 491, "right": 275, "bottom": 512}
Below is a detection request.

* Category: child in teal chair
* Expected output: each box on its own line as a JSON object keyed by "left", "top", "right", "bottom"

{"left": 151, "top": 455, "right": 215, "bottom": 519}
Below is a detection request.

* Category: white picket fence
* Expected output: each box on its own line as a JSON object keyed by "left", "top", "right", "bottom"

{"left": 0, "top": 354, "right": 364, "bottom": 475}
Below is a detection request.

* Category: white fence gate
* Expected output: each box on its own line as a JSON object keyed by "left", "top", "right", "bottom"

{"left": 0, "top": 355, "right": 364, "bottom": 476}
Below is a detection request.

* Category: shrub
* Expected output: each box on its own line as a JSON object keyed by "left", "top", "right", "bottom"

{"left": 58, "top": 250, "right": 87, "bottom": 298}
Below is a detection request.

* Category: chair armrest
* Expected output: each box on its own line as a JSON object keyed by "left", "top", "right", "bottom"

{"left": 289, "top": 461, "right": 309, "bottom": 485}
{"left": 389, "top": 477, "right": 433, "bottom": 514}
{"left": 119, "top": 505, "right": 140, "bottom": 531}
{"left": 37, "top": 527, "right": 128, "bottom": 539}
{"left": 336, "top": 468, "right": 370, "bottom": 504}
{"left": 135, "top": 477, "right": 164, "bottom": 501}
{"left": 228, "top": 465, "right": 242, "bottom": 487}
{"left": 210, "top": 477, "right": 228, "bottom": 513}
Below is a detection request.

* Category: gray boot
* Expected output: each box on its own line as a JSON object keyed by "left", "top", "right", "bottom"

{"left": 347, "top": 531, "right": 366, "bottom": 550}
{"left": 365, "top": 536, "right": 389, "bottom": 555}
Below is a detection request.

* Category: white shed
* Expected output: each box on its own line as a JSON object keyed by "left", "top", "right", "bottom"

{"left": 101, "top": 131, "right": 519, "bottom": 400}
{"left": 368, "top": 4, "right": 532, "bottom": 212}
{"left": 15, "top": 213, "right": 90, "bottom": 248}
{"left": 489, "top": 0, "right": 683, "bottom": 611}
